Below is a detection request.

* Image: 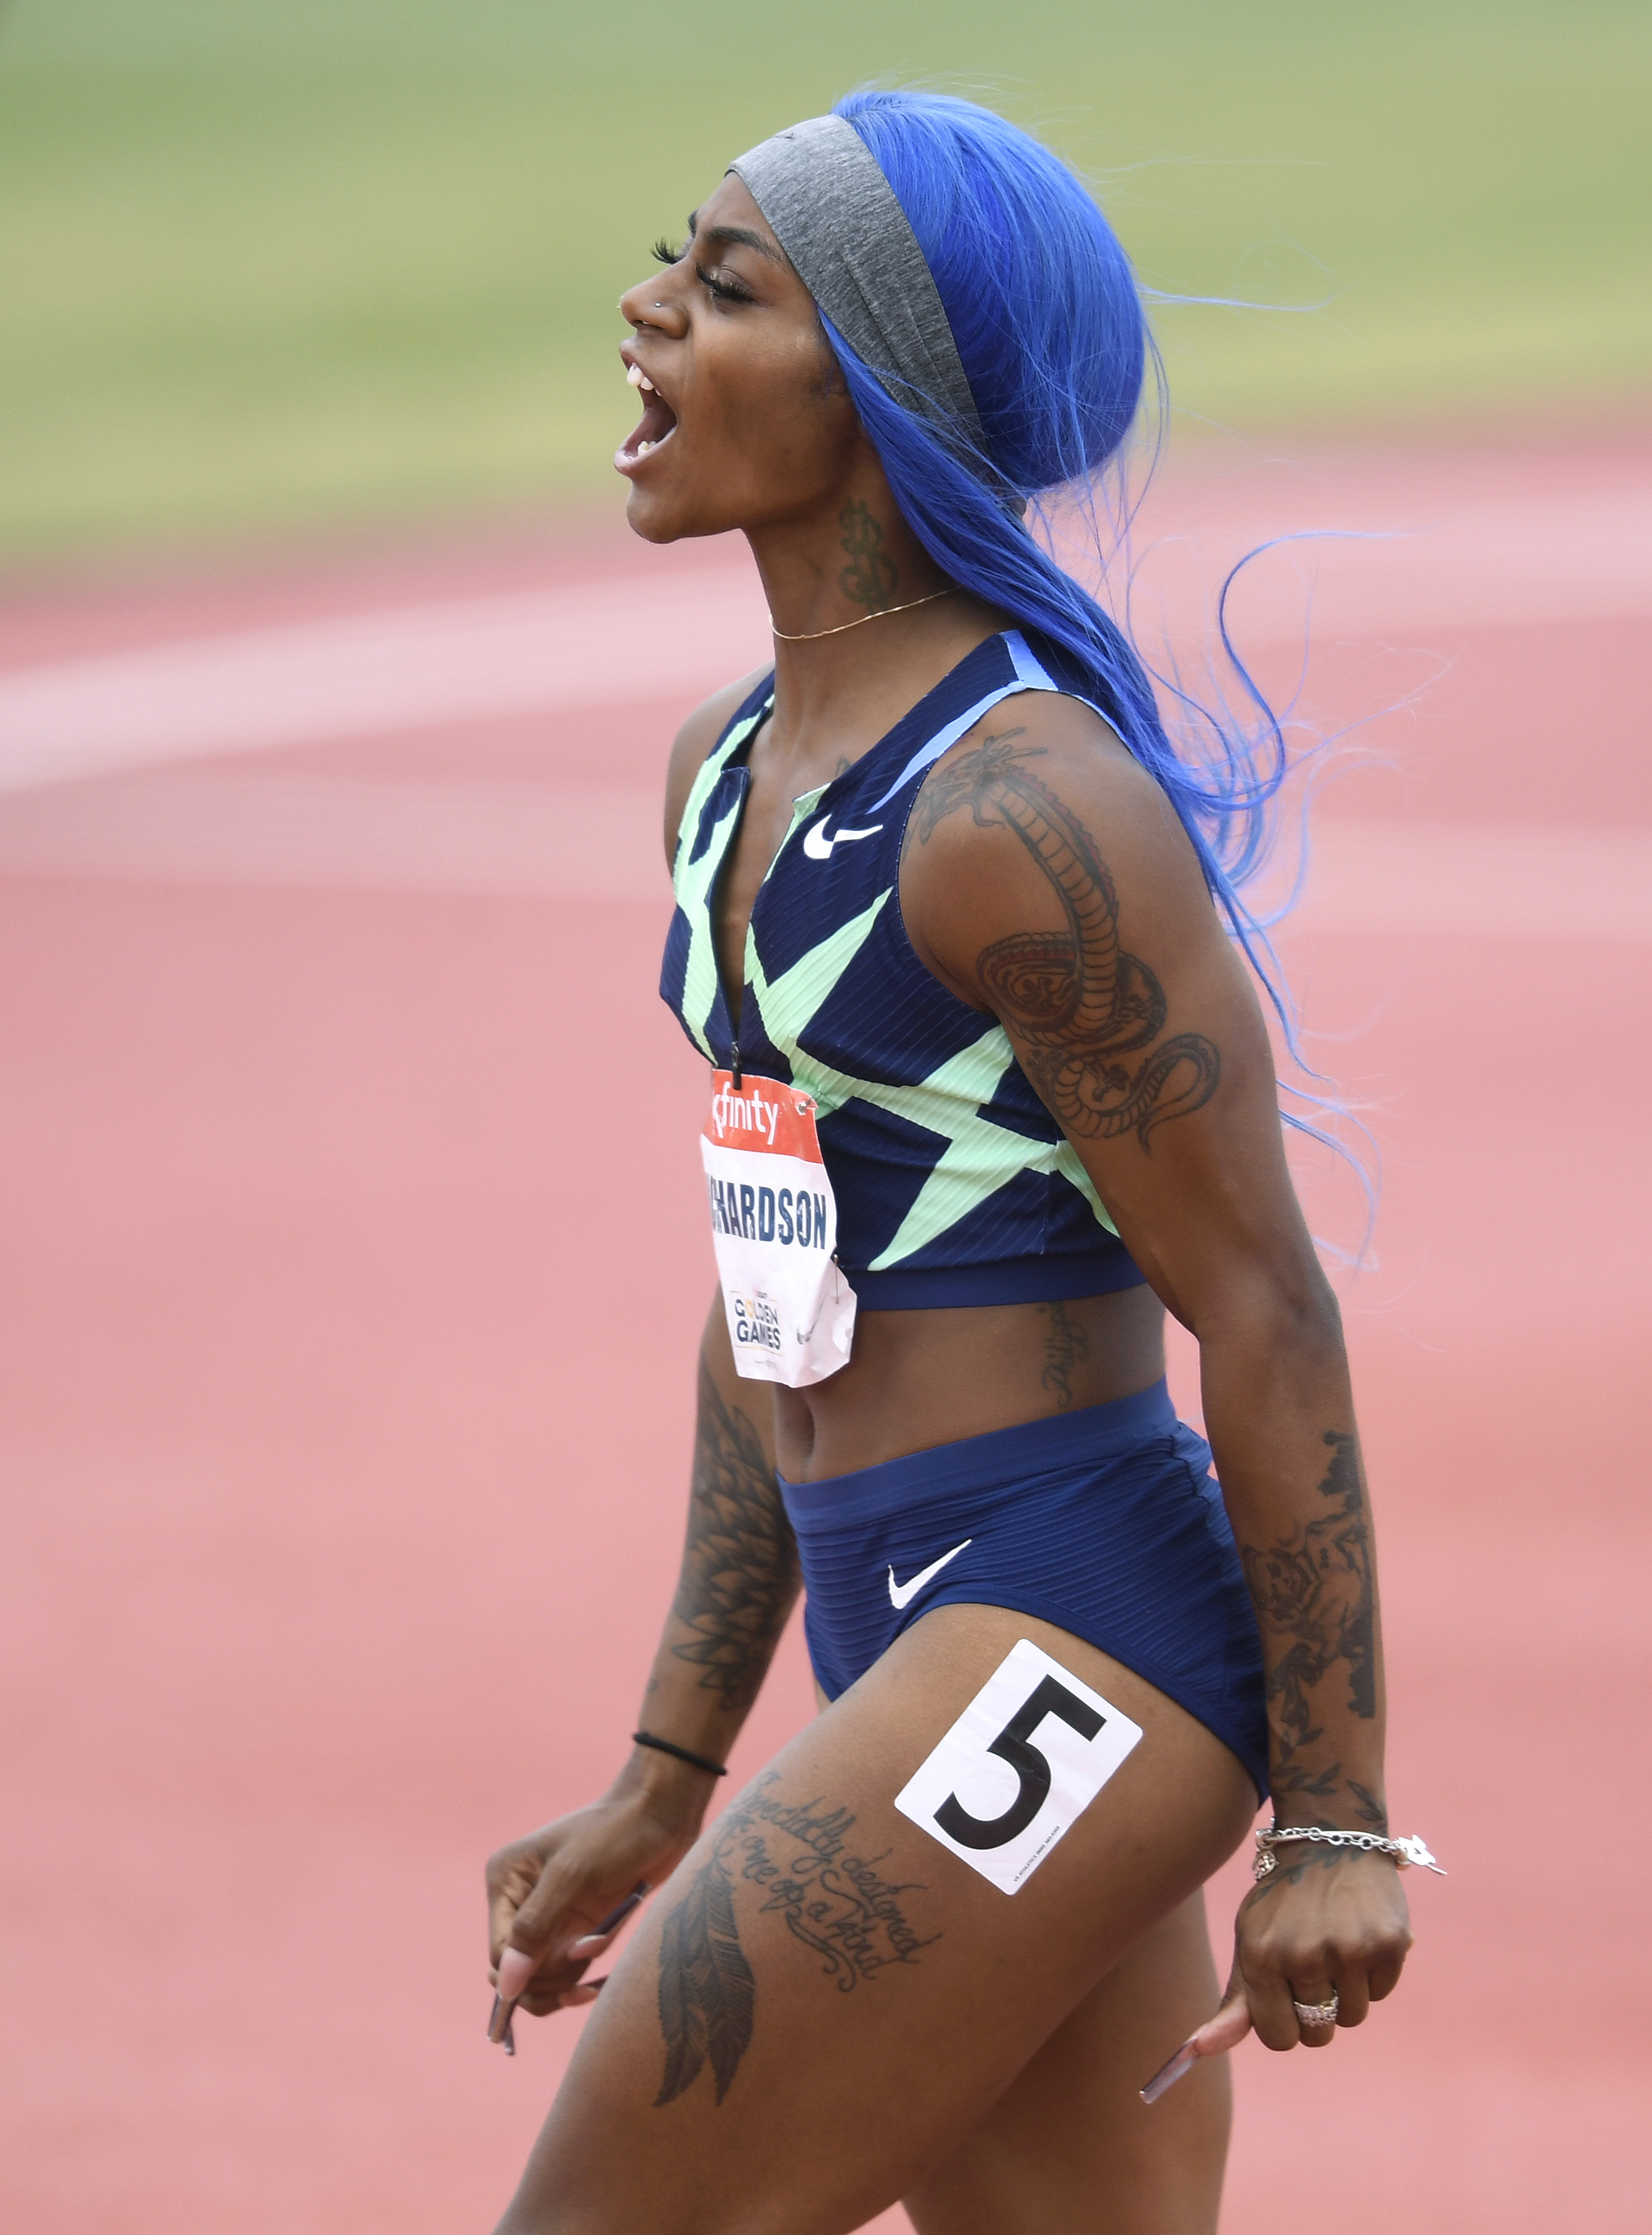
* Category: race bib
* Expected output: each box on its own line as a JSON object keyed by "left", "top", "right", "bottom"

{"left": 701, "top": 1071, "right": 856, "bottom": 1388}
{"left": 894, "top": 1640, "right": 1143, "bottom": 1895}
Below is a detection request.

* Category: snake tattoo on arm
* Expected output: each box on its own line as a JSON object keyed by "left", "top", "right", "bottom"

{"left": 911, "top": 728, "right": 1220, "bottom": 1149}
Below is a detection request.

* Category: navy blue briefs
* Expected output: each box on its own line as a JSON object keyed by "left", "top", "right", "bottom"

{"left": 778, "top": 1380, "right": 1269, "bottom": 1802}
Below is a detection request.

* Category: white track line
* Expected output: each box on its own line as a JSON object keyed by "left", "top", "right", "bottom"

{"left": 0, "top": 775, "right": 667, "bottom": 902}
{"left": 1, "top": 484, "right": 1648, "bottom": 795}
{"left": 1, "top": 776, "right": 1648, "bottom": 940}
{"left": 0, "top": 571, "right": 769, "bottom": 794}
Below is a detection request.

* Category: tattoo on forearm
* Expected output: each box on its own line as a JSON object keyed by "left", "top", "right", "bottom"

{"left": 1242, "top": 1430, "right": 1377, "bottom": 1799}
{"left": 655, "top": 1772, "right": 940, "bottom": 2107}
{"left": 1035, "top": 1299, "right": 1089, "bottom": 1408}
{"left": 670, "top": 1366, "right": 799, "bottom": 1712}
{"left": 837, "top": 499, "right": 898, "bottom": 612}
{"left": 1347, "top": 1780, "right": 1387, "bottom": 1827}
{"left": 912, "top": 730, "right": 1219, "bottom": 1150}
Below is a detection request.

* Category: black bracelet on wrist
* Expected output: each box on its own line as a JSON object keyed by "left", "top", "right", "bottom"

{"left": 632, "top": 1729, "right": 728, "bottom": 1778}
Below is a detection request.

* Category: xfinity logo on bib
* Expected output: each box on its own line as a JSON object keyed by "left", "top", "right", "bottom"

{"left": 710, "top": 1086, "right": 781, "bottom": 1144}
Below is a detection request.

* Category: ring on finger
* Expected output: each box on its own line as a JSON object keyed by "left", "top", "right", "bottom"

{"left": 1292, "top": 1992, "right": 1340, "bottom": 2028}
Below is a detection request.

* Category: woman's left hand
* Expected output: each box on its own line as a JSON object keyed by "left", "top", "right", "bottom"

{"left": 1190, "top": 1850, "right": 1414, "bottom": 2059}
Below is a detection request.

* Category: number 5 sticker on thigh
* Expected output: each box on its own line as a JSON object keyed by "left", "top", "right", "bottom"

{"left": 894, "top": 1640, "right": 1143, "bottom": 1894}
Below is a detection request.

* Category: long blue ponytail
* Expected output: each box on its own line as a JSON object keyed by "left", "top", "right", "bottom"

{"left": 826, "top": 90, "right": 1305, "bottom": 1062}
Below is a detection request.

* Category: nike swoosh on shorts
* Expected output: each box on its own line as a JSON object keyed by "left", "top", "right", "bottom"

{"left": 887, "top": 1537, "right": 973, "bottom": 1611}
{"left": 803, "top": 817, "right": 884, "bottom": 861}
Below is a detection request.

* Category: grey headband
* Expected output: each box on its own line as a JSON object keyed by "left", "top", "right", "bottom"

{"left": 728, "top": 114, "right": 989, "bottom": 466}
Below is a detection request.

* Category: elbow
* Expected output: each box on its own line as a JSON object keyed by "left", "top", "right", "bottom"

{"left": 1195, "top": 1253, "right": 1345, "bottom": 1366}
{"left": 1281, "top": 1273, "right": 1345, "bottom": 1365}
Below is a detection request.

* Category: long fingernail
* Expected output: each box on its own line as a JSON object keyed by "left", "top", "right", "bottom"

{"left": 1140, "top": 2041, "right": 1199, "bottom": 2105}
{"left": 487, "top": 1993, "right": 510, "bottom": 2046}
{"left": 497, "top": 1946, "right": 536, "bottom": 2002}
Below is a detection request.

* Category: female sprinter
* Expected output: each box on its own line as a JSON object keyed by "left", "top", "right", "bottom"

{"left": 483, "top": 93, "right": 1434, "bottom": 2235}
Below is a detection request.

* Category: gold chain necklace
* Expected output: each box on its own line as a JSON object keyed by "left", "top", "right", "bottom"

{"left": 769, "top": 587, "right": 957, "bottom": 642}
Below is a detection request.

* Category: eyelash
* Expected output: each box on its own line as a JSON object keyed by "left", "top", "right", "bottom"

{"left": 649, "top": 236, "right": 753, "bottom": 306}
{"left": 697, "top": 265, "right": 753, "bottom": 305}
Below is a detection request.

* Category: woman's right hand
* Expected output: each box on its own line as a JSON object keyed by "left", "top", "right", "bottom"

{"left": 485, "top": 1775, "right": 705, "bottom": 2017}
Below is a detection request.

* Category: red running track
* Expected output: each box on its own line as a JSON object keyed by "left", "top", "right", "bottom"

{"left": 1, "top": 440, "right": 1649, "bottom": 2231}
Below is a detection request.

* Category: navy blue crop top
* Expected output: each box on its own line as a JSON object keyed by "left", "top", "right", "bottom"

{"left": 660, "top": 630, "right": 1147, "bottom": 1309}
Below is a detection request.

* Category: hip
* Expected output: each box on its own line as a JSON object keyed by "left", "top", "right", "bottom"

{"left": 778, "top": 1379, "right": 1270, "bottom": 1802}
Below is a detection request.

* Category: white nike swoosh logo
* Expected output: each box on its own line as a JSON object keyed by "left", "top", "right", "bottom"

{"left": 887, "top": 1538, "right": 973, "bottom": 1610}
{"left": 803, "top": 816, "right": 884, "bottom": 860}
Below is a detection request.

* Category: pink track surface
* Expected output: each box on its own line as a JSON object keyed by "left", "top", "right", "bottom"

{"left": 2, "top": 441, "right": 1649, "bottom": 2231}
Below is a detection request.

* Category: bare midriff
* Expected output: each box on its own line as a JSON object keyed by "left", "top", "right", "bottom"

{"left": 772, "top": 1282, "right": 1167, "bottom": 1482}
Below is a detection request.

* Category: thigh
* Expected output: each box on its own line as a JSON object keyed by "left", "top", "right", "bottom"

{"left": 904, "top": 1891, "right": 1230, "bottom": 2235}
{"left": 494, "top": 1605, "right": 1255, "bottom": 2235}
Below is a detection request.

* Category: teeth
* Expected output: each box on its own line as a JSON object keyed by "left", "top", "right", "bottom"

{"left": 626, "top": 364, "right": 657, "bottom": 391}
{"left": 637, "top": 440, "right": 652, "bottom": 453}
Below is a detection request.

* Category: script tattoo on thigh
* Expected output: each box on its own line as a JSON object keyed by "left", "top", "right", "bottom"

{"left": 669, "top": 1365, "right": 799, "bottom": 1712}
{"left": 1241, "top": 1430, "right": 1379, "bottom": 1807}
{"left": 655, "top": 1773, "right": 940, "bottom": 2108}
{"left": 911, "top": 731, "right": 1219, "bottom": 1150}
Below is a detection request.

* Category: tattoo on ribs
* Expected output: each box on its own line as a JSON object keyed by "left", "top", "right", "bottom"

{"left": 1241, "top": 1430, "right": 1377, "bottom": 1802}
{"left": 670, "top": 1366, "right": 799, "bottom": 1712}
{"left": 1035, "top": 1299, "right": 1090, "bottom": 1409}
{"left": 837, "top": 499, "right": 899, "bottom": 612}
{"left": 911, "top": 730, "right": 1219, "bottom": 1149}
{"left": 655, "top": 1773, "right": 940, "bottom": 2107}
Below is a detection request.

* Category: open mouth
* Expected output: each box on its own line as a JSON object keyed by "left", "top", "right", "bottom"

{"left": 616, "top": 364, "right": 679, "bottom": 474}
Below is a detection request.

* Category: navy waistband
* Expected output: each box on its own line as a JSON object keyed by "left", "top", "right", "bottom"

{"left": 778, "top": 1378, "right": 1179, "bottom": 1530}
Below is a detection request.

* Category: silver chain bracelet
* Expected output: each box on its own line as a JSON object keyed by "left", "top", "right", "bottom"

{"left": 1253, "top": 1824, "right": 1446, "bottom": 1879}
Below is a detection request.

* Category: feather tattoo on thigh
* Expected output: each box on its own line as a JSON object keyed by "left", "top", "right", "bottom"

{"left": 655, "top": 1843, "right": 755, "bottom": 2109}
{"left": 654, "top": 1774, "right": 939, "bottom": 2108}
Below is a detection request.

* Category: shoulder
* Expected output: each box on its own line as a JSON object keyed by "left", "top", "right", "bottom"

{"left": 902, "top": 688, "right": 1213, "bottom": 970}
{"left": 662, "top": 665, "right": 772, "bottom": 868}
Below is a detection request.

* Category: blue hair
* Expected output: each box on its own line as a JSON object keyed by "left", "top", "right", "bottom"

{"left": 826, "top": 92, "right": 1321, "bottom": 1116}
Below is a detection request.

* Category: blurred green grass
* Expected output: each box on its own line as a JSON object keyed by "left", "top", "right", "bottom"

{"left": 1, "top": 0, "right": 1648, "bottom": 559}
